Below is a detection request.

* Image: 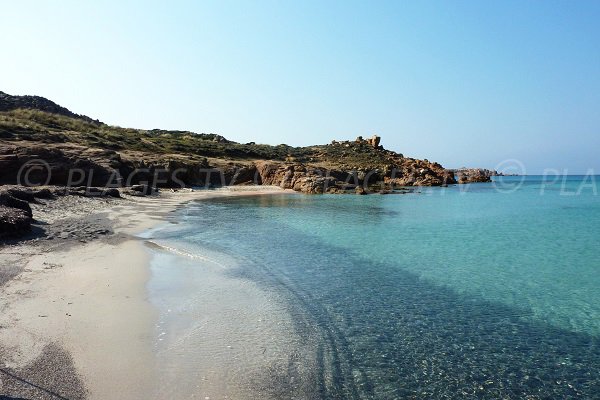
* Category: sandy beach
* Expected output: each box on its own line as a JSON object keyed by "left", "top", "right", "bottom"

{"left": 0, "top": 187, "right": 293, "bottom": 400}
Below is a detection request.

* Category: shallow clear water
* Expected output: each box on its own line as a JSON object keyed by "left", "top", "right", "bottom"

{"left": 146, "top": 176, "right": 600, "bottom": 399}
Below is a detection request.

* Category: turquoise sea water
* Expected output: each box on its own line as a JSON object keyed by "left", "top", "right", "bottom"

{"left": 146, "top": 176, "right": 600, "bottom": 399}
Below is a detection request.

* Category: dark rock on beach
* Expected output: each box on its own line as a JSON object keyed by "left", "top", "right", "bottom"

{"left": 0, "top": 192, "right": 33, "bottom": 218}
{"left": 0, "top": 183, "right": 155, "bottom": 241}
{"left": 68, "top": 186, "right": 121, "bottom": 198}
{"left": 3, "top": 187, "right": 37, "bottom": 202}
{"left": 0, "top": 206, "right": 31, "bottom": 238}
{"left": 1, "top": 186, "right": 56, "bottom": 202}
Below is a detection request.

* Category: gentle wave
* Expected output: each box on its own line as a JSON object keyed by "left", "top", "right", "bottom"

{"left": 143, "top": 240, "right": 230, "bottom": 269}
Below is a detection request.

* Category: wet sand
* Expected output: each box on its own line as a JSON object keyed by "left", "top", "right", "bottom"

{"left": 0, "top": 187, "right": 293, "bottom": 399}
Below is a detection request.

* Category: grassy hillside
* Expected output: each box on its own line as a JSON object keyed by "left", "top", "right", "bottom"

{"left": 0, "top": 109, "right": 301, "bottom": 160}
{"left": 0, "top": 108, "right": 418, "bottom": 172}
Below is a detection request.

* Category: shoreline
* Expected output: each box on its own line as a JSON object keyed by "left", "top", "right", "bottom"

{"left": 0, "top": 186, "right": 295, "bottom": 399}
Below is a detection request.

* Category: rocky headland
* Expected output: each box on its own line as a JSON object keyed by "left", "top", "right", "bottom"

{"left": 0, "top": 90, "right": 494, "bottom": 239}
{"left": 0, "top": 91, "right": 458, "bottom": 192}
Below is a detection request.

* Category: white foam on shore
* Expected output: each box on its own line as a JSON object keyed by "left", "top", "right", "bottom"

{"left": 143, "top": 240, "right": 231, "bottom": 269}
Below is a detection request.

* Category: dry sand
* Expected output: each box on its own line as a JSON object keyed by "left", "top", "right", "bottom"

{"left": 0, "top": 186, "right": 293, "bottom": 399}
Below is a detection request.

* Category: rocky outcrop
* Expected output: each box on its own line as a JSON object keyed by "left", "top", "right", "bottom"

{"left": 0, "top": 186, "right": 59, "bottom": 202}
{"left": 255, "top": 162, "right": 337, "bottom": 193}
{"left": 355, "top": 135, "right": 381, "bottom": 149}
{"left": 0, "top": 137, "right": 459, "bottom": 195}
{"left": 254, "top": 158, "right": 456, "bottom": 194}
{"left": 0, "top": 184, "right": 156, "bottom": 240}
{"left": 0, "top": 144, "right": 214, "bottom": 188}
{"left": 0, "top": 145, "right": 117, "bottom": 186}
{"left": 0, "top": 188, "right": 41, "bottom": 238}
{"left": 383, "top": 159, "right": 456, "bottom": 187}
{"left": 67, "top": 186, "right": 121, "bottom": 198}
{"left": 0, "top": 192, "right": 32, "bottom": 218}
{"left": 367, "top": 135, "right": 381, "bottom": 148}
{"left": 450, "top": 168, "right": 494, "bottom": 183}
{"left": 0, "top": 206, "right": 31, "bottom": 239}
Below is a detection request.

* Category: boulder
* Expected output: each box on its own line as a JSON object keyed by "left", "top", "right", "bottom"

{"left": 126, "top": 184, "right": 158, "bottom": 196}
{"left": 2, "top": 188, "right": 36, "bottom": 203}
{"left": 355, "top": 186, "right": 367, "bottom": 195}
{"left": 366, "top": 135, "right": 381, "bottom": 149}
{"left": 68, "top": 186, "right": 121, "bottom": 198}
{"left": 32, "top": 188, "right": 56, "bottom": 199}
{"left": 1, "top": 186, "right": 56, "bottom": 202}
{"left": 0, "top": 193, "right": 32, "bottom": 217}
{"left": 102, "top": 188, "right": 121, "bottom": 198}
{"left": 0, "top": 206, "right": 31, "bottom": 239}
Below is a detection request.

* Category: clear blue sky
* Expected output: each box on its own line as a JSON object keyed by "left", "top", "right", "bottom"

{"left": 2, "top": 0, "right": 599, "bottom": 173}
